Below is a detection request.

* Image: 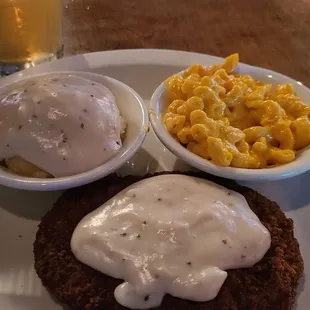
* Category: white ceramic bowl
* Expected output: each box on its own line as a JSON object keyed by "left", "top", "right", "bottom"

{"left": 0, "top": 71, "right": 149, "bottom": 190}
{"left": 150, "top": 64, "right": 310, "bottom": 181}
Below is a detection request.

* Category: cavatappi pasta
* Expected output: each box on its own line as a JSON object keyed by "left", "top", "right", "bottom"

{"left": 163, "top": 54, "right": 310, "bottom": 168}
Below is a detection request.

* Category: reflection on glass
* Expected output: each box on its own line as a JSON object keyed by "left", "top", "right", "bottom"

{"left": 0, "top": 0, "right": 63, "bottom": 76}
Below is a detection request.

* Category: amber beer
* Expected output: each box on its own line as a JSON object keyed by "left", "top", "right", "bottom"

{"left": 0, "top": 0, "right": 63, "bottom": 75}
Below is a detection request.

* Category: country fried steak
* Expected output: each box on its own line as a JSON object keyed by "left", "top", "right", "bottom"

{"left": 33, "top": 171, "right": 304, "bottom": 310}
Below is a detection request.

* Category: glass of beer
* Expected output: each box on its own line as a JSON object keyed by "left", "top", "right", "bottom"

{"left": 0, "top": 0, "right": 63, "bottom": 76}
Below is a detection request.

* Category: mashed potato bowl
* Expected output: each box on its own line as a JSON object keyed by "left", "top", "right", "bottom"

{"left": 0, "top": 71, "right": 149, "bottom": 191}
{"left": 150, "top": 64, "right": 310, "bottom": 181}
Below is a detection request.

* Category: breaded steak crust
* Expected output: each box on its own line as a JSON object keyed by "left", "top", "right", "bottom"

{"left": 34, "top": 172, "right": 304, "bottom": 310}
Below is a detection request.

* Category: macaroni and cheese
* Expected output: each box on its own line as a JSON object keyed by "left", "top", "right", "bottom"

{"left": 163, "top": 54, "right": 310, "bottom": 168}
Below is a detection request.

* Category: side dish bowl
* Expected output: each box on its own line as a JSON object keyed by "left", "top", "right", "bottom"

{"left": 0, "top": 71, "right": 149, "bottom": 191}
{"left": 150, "top": 64, "right": 310, "bottom": 181}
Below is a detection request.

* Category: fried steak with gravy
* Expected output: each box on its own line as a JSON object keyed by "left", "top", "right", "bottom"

{"left": 34, "top": 171, "right": 303, "bottom": 310}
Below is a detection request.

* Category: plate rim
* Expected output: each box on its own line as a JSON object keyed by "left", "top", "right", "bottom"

{"left": 1, "top": 48, "right": 307, "bottom": 87}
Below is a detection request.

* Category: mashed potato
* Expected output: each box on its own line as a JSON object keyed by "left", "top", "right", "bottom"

{"left": 0, "top": 73, "right": 126, "bottom": 177}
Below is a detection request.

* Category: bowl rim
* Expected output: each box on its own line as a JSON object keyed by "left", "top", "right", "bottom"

{"left": 150, "top": 64, "right": 310, "bottom": 181}
{"left": 0, "top": 70, "right": 149, "bottom": 191}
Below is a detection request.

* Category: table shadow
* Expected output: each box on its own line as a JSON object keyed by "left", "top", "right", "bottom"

{"left": 293, "top": 274, "right": 306, "bottom": 310}
{"left": 117, "top": 148, "right": 159, "bottom": 176}
{"left": 0, "top": 187, "right": 61, "bottom": 221}
{"left": 240, "top": 170, "right": 310, "bottom": 212}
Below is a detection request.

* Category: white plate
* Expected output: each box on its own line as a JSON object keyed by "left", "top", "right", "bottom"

{"left": 0, "top": 49, "right": 308, "bottom": 310}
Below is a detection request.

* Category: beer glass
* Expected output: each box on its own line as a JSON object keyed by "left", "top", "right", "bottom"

{"left": 0, "top": 0, "right": 63, "bottom": 76}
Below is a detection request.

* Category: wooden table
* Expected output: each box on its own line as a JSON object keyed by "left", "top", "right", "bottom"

{"left": 63, "top": 0, "right": 310, "bottom": 86}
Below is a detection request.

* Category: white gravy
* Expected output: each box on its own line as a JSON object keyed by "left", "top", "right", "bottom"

{"left": 0, "top": 74, "right": 123, "bottom": 177}
{"left": 71, "top": 174, "right": 271, "bottom": 309}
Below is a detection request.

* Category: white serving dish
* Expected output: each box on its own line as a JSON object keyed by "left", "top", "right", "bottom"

{"left": 150, "top": 66, "right": 310, "bottom": 181}
{"left": 0, "top": 49, "right": 308, "bottom": 310}
{"left": 0, "top": 71, "right": 149, "bottom": 191}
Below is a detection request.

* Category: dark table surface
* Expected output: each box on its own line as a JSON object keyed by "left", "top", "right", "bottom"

{"left": 63, "top": 0, "right": 310, "bottom": 86}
